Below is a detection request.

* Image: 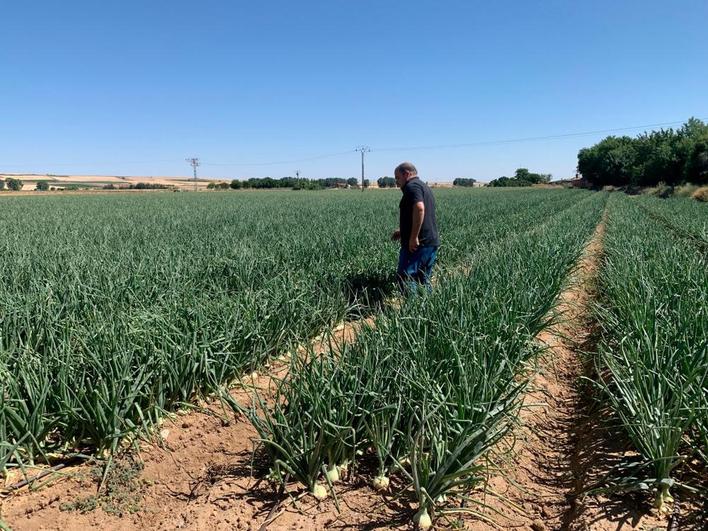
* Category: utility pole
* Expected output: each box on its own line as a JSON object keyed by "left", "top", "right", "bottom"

{"left": 355, "top": 146, "right": 370, "bottom": 191}
{"left": 186, "top": 157, "right": 200, "bottom": 191}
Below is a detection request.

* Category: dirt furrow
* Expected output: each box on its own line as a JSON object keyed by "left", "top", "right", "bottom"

{"left": 467, "top": 214, "right": 678, "bottom": 531}
{"left": 463, "top": 215, "right": 610, "bottom": 531}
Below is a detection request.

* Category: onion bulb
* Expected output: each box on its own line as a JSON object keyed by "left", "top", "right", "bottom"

{"left": 413, "top": 507, "right": 432, "bottom": 529}
{"left": 372, "top": 475, "right": 390, "bottom": 491}
{"left": 654, "top": 485, "right": 674, "bottom": 514}
{"left": 325, "top": 465, "right": 340, "bottom": 483}
{"left": 312, "top": 483, "right": 328, "bottom": 500}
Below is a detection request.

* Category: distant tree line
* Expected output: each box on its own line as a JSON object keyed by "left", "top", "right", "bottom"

{"left": 377, "top": 176, "right": 396, "bottom": 188}
{"left": 0, "top": 178, "right": 24, "bottom": 191}
{"left": 453, "top": 178, "right": 477, "bottom": 187}
{"left": 488, "top": 168, "right": 551, "bottom": 187}
{"left": 577, "top": 118, "right": 708, "bottom": 187}
{"left": 102, "top": 182, "right": 170, "bottom": 190}
{"left": 207, "top": 182, "right": 231, "bottom": 190}
{"left": 227, "top": 176, "right": 368, "bottom": 190}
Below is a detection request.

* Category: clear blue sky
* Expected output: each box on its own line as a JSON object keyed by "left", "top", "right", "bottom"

{"left": 2, "top": 1, "right": 707, "bottom": 181}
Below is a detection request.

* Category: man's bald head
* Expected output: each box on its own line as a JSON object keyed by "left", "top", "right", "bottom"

{"left": 394, "top": 162, "right": 418, "bottom": 189}
{"left": 394, "top": 162, "right": 418, "bottom": 178}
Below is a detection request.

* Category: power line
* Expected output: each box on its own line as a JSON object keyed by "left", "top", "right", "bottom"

{"left": 200, "top": 150, "right": 353, "bottom": 167}
{"left": 2, "top": 118, "right": 704, "bottom": 172}
{"left": 200, "top": 118, "right": 706, "bottom": 166}
{"left": 371, "top": 119, "right": 706, "bottom": 153}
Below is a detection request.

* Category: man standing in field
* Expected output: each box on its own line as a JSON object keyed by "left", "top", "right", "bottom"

{"left": 391, "top": 162, "right": 440, "bottom": 293}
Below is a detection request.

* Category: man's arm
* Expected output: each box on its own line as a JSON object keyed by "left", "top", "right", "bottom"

{"left": 409, "top": 201, "right": 425, "bottom": 252}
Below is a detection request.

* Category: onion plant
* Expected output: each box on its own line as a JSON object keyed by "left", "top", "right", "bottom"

{"left": 595, "top": 194, "right": 708, "bottom": 512}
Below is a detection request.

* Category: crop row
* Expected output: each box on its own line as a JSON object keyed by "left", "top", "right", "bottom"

{"left": 0, "top": 189, "right": 590, "bottom": 473}
{"left": 236, "top": 192, "right": 608, "bottom": 528}
{"left": 594, "top": 193, "right": 708, "bottom": 512}
{"left": 635, "top": 194, "right": 708, "bottom": 248}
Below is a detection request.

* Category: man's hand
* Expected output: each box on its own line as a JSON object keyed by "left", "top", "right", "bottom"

{"left": 391, "top": 229, "right": 401, "bottom": 241}
{"left": 408, "top": 235, "right": 419, "bottom": 253}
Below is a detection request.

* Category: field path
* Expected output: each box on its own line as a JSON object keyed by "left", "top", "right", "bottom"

{"left": 467, "top": 214, "right": 606, "bottom": 530}
{"left": 470, "top": 213, "right": 672, "bottom": 531}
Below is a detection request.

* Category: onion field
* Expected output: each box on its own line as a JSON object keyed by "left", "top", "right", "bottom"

{"left": 0, "top": 188, "right": 589, "bottom": 470}
{"left": 1, "top": 188, "right": 706, "bottom": 529}
{"left": 235, "top": 191, "right": 607, "bottom": 527}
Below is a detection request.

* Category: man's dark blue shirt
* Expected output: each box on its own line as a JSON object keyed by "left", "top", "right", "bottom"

{"left": 399, "top": 177, "right": 440, "bottom": 248}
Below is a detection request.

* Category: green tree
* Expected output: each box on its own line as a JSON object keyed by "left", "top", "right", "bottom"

{"left": 514, "top": 168, "right": 531, "bottom": 182}
{"left": 229, "top": 179, "right": 242, "bottom": 189}
{"left": 577, "top": 136, "right": 639, "bottom": 187}
{"left": 0, "top": 179, "right": 5, "bottom": 190}
{"left": 513, "top": 168, "right": 550, "bottom": 184}
{"left": 6, "top": 178, "right": 23, "bottom": 191}
{"left": 377, "top": 176, "right": 396, "bottom": 188}
{"left": 36, "top": 181, "right": 50, "bottom": 191}
{"left": 488, "top": 176, "right": 530, "bottom": 187}
{"left": 488, "top": 168, "right": 550, "bottom": 187}
{"left": 346, "top": 177, "right": 359, "bottom": 187}
{"left": 577, "top": 118, "right": 708, "bottom": 187}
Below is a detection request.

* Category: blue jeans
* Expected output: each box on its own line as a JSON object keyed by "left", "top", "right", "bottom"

{"left": 397, "top": 246, "right": 438, "bottom": 294}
